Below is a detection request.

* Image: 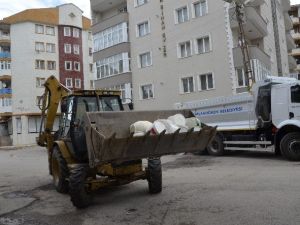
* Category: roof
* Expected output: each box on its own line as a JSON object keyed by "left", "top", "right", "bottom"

{"left": 2, "top": 5, "right": 91, "bottom": 30}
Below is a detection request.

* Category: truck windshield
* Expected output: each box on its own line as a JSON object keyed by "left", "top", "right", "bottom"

{"left": 291, "top": 85, "right": 300, "bottom": 103}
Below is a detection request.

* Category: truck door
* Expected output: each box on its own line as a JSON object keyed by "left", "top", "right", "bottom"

{"left": 271, "top": 85, "right": 289, "bottom": 127}
{"left": 290, "top": 84, "right": 300, "bottom": 120}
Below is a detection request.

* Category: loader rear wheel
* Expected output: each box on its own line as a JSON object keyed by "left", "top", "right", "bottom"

{"left": 69, "top": 165, "right": 93, "bottom": 209}
{"left": 280, "top": 132, "right": 300, "bottom": 161}
{"left": 51, "top": 147, "right": 69, "bottom": 193}
{"left": 207, "top": 135, "right": 224, "bottom": 156}
{"left": 147, "top": 159, "right": 162, "bottom": 194}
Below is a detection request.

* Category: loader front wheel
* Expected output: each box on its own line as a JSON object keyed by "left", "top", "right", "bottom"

{"left": 51, "top": 147, "right": 69, "bottom": 193}
{"left": 147, "top": 158, "right": 162, "bottom": 194}
{"left": 69, "top": 165, "right": 93, "bottom": 209}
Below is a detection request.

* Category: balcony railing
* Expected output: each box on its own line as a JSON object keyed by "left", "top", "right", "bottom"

{"left": 290, "top": 48, "right": 300, "bottom": 56}
{"left": 0, "top": 88, "right": 12, "bottom": 95}
{"left": 0, "top": 52, "right": 11, "bottom": 58}
{"left": 291, "top": 16, "right": 300, "bottom": 25}
{"left": 0, "top": 34, "right": 10, "bottom": 42}
{"left": 0, "top": 106, "right": 12, "bottom": 114}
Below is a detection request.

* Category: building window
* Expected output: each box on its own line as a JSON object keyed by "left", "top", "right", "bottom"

{"left": 36, "top": 77, "right": 46, "bottom": 88}
{"left": 65, "top": 78, "right": 73, "bottom": 88}
{"left": 64, "top": 27, "right": 71, "bottom": 36}
{"left": 90, "top": 80, "right": 95, "bottom": 89}
{"left": 196, "top": 36, "right": 211, "bottom": 54}
{"left": 74, "top": 62, "right": 81, "bottom": 71}
{"left": 0, "top": 61, "right": 10, "bottom": 70}
{"left": 199, "top": 73, "right": 214, "bottom": 91}
{"left": 28, "top": 116, "right": 41, "bottom": 133}
{"left": 96, "top": 53, "right": 130, "bottom": 79}
{"left": 65, "top": 61, "right": 72, "bottom": 71}
{"left": 46, "top": 26, "right": 55, "bottom": 35}
{"left": 193, "top": 0, "right": 208, "bottom": 18}
{"left": 36, "top": 96, "right": 43, "bottom": 106}
{"left": 73, "top": 28, "right": 80, "bottom": 38}
{"left": 139, "top": 52, "right": 152, "bottom": 68}
{"left": 89, "top": 48, "right": 93, "bottom": 56}
{"left": 35, "top": 42, "right": 45, "bottom": 52}
{"left": 64, "top": 44, "right": 72, "bottom": 54}
{"left": 181, "top": 77, "right": 194, "bottom": 93}
{"left": 137, "top": 21, "right": 150, "bottom": 37}
{"left": 176, "top": 6, "right": 189, "bottom": 24}
{"left": 140, "top": 84, "right": 154, "bottom": 100}
{"left": 236, "top": 68, "right": 249, "bottom": 87}
{"left": 135, "top": 0, "right": 148, "bottom": 7}
{"left": 75, "top": 79, "right": 81, "bottom": 88}
{"left": 89, "top": 63, "right": 93, "bottom": 73}
{"left": 16, "top": 117, "right": 22, "bottom": 134}
{"left": 35, "top": 24, "right": 44, "bottom": 34}
{"left": 47, "top": 61, "right": 56, "bottom": 70}
{"left": 93, "top": 22, "right": 128, "bottom": 52}
{"left": 178, "top": 41, "right": 192, "bottom": 58}
{"left": 35, "top": 60, "right": 45, "bottom": 70}
{"left": 46, "top": 43, "right": 55, "bottom": 53}
{"left": 73, "top": 44, "right": 80, "bottom": 55}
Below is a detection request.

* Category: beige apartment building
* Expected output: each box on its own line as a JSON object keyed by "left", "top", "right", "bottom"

{"left": 91, "top": 0, "right": 294, "bottom": 110}
{"left": 0, "top": 3, "right": 95, "bottom": 146}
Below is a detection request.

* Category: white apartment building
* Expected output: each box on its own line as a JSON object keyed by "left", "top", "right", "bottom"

{"left": 91, "top": 0, "right": 294, "bottom": 110}
{"left": 0, "top": 3, "right": 95, "bottom": 146}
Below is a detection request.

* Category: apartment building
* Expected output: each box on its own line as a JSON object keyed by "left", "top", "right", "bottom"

{"left": 0, "top": 3, "right": 95, "bottom": 146}
{"left": 289, "top": 4, "right": 300, "bottom": 78}
{"left": 91, "top": 0, "right": 293, "bottom": 110}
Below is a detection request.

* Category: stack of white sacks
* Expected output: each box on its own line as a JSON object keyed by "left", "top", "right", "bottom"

{"left": 130, "top": 114, "right": 201, "bottom": 137}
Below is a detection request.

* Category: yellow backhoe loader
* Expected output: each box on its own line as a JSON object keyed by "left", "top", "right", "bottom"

{"left": 37, "top": 76, "right": 216, "bottom": 208}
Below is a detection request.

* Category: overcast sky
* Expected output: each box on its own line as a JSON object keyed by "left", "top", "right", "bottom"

{"left": 0, "top": 0, "right": 300, "bottom": 20}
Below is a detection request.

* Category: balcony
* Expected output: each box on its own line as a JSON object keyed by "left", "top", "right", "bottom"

{"left": 0, "top": 34, "right": 10, "bottom": 42}
{"left": 233, "top": 46, "right": 271, "bottom": 69}
{"left": 92, "top": 12, "right": 128, "bottom": 33}
{"left": 0, "top": 88, "right": 12, "bottom": 95}
{"left": 291, "top": 31, "right": 300, "bottom": 40}
{"left": 286, "top": 33, "right": 296, "bottom": 51}
{"left": 0, "top": 52, "right": 11, "bottom": 59}
{"left": 230, "top": 7, "right": 267, "bottom": 40}
{"left": 291, "top": 16, "right": 300, "bottom": 25}
{"left": 289, "top": 55, "right": 297, "bottom": 70}
{"left": 91, "top": 0, "right": 125, "bottom": 13}
{"left": 296, "top": 64, "right": 300, "bottom": 71}
{"left": 290, "top": 48, "right": 300, "bottom": 56}
{"left": 284, "top": 13, "right": 293, "bottom": 31}
{"left": 0, "top": 105, "right": 12, "bottom": 114}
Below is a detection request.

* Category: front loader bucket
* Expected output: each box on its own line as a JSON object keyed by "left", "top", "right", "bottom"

{"left": 83, "top": 110, "right": 216, "bottom": 168}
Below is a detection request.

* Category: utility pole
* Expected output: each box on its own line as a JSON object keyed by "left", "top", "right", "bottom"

{"left": 224, "top": 0, "right": 255, "bottom": 88}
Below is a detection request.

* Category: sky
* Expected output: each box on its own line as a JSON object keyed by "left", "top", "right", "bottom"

{"left": 0, "top": 0, "right": 92, "bottom": 19}
{"left": 0, "top": 0, "right": 300, "bottom": 20}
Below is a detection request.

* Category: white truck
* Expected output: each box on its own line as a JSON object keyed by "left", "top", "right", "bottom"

{"left": 175, "top": 76, "right": 300, "bottom": 161}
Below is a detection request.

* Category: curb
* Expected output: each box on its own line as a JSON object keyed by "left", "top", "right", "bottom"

{"left": 0, "top": 144, "right": 37, "bottom": 151}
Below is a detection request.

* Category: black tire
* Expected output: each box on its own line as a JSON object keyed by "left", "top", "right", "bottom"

{"left": 280, "top": 132, "right": 300, "bottom": 161}
{"left": 207, "top": 134, "right": 224, "bottom": 156}
{"left": 51, "top": 147, "right": 69, "bottom": 193}
{"left": 147, "top": 158, "right": 162, "bottom": 194}
{"left": 69, "top": 165, "right": 93, "bottom": 209}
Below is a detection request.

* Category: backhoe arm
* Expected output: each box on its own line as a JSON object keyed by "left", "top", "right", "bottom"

{"left": 37, "top": 76, "right": 70, "bottom": 149}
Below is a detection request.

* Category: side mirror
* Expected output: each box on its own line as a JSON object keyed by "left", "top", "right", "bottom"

{"left": 128, "top": 102, "right": 134, "bottom": 110}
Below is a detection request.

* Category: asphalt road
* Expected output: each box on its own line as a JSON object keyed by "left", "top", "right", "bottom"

{"left": 0, "top": 146, "right": 300, "bottom": 225}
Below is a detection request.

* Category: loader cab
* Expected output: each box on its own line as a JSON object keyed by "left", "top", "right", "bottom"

{"left": 58, "top": 91, "right": 123, "bottom": 161}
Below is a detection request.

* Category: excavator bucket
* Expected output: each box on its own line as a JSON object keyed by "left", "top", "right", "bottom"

{"left": 83, "top": 110, "right": 217, "bottom": 168}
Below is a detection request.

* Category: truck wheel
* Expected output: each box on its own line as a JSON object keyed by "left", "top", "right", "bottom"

{"left": 280, "top": 132, "right": 300, "bottom": 161}
{"left": 51, "top": 147, "right": 69, "bottom": 193}
{"left": 69, "top": 165, "right": 93, "bottom": 209}
{"left": 147, "top": 159, "right": 162, "bottom": 194}
{"left": 207, "top": 135, "right": 224, "bottom": 156}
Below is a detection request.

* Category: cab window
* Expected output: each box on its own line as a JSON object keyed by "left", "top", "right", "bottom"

{"left": 291, "top": 85, "right": 300, "bottom": 103}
